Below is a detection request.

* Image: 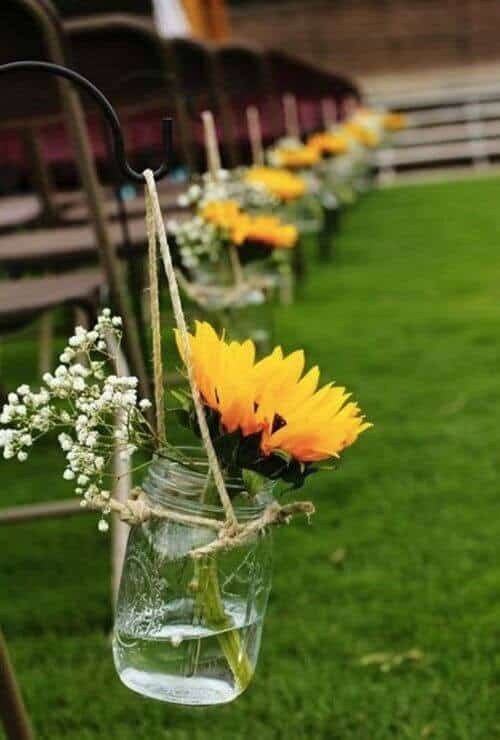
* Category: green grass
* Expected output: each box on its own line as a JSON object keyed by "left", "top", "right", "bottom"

{"left": 3, "top": 175, "right": 500, "bottom": 739}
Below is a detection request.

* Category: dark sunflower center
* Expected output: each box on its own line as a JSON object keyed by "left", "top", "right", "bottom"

{"left": 272, "top": 414, "right": 287, "bottom": 434}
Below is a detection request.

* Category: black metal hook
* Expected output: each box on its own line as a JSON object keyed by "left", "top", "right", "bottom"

{"left": 0, "top": 60, "right": 172, "bottom": 184}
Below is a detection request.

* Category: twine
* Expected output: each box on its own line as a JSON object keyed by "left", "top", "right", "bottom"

{"left": 247, "top": 106, "right": 264, "bottom": 166}
{"left": 145, "top": 190, "right": 166, "bottom": 445}
{"left": 321, "top": 97, "right": 337, "bottom": 130}
{"left": 143, "top": 168, "right": 239, "bottom": 534}
{"left": 201, "top": 109, "right": 245, "bottom": 286}
{"left": 201, "top": 110, "right": 222, "bottom": 178}
{"left": 283, "top": 93, "right": 301, "bottom": 140}
{"left": 90, "top": 489, "right": 315, "bottom": 559}
{"left": 175, "top": 269, "right": 274, "bottom": 310}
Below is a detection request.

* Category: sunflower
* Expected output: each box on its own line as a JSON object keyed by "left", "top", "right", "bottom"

{"left": 272, "top": 144, "right": 321, "bottom": 169}
{"left": 175, "top": 322, "right": 371, "bottom": 466}
{"left": 252, "top": 346, "right": 370, "bottom": 461}
{"left": 383, "top": 111, "right": 407, "bottom": 131}
{"left": 201, "top": 199, "right": 297, "bottom": 250}
{"left": 308, "top": 131, "right": 349, "bottom": 156}
{"left": 245, "top": 166, "right": 306, "bottom": 201}
{"left": 200, "top": 199, "right": 250, "bottom": 246}
{"left": 175, "top": 321, "right": 262, "bottom": 436}
{"left": 245, "top": 215, "right": 298, "bottom": 249}
{"left": 343, "top": 122, "right": 380, "bottom": 149}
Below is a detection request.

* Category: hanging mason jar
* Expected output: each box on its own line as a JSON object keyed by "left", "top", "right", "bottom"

{"left": 281, "top": 185, "right": 324, "bottom": 237}
{"left": 113, "top": 449, "right": 274, "bottom": 706}
{"left": 184, "top": 258, "right": 277, "bottom": 356}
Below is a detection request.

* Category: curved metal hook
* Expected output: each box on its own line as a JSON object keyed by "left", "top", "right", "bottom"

{"left": 0, "top": 60, "right": 172, "bottom": 184}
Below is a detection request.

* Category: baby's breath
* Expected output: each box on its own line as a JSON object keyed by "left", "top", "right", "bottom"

{"left": 0, "top": 309, "right": 155, "bottom": 531}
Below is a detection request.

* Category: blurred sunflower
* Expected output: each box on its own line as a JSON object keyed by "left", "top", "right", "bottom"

{"left": 245, "top": 215, "right": 298, "bottom": 249}
{"left": 175, "top": 322, "right": 371, "bottom": 468}
{"left": 245, "top": 166, "right": 306, "bottom": 201}
{"left": 272, "top": 144, "right": 321, "bottom": 169}
{"left": 344, "top": 122, "right": 380, "bottom": 149}
{"left": 383, "top": 112, "right": 407, "bottom": 131}
{"left": 200, "top": 199, "right": 250, "bottom": 245}
{"left": 201, "top": 199, "right": 297, "bottom": 250}
{"left": 308, "top": 131, "right": 350, "bottom": 156}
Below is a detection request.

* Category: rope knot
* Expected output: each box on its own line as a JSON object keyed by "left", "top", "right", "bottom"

{"left": 121, "top": 496, "right": 151, "bottom": 525}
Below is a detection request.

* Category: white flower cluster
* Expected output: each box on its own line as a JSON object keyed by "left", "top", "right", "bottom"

{"left": 178, "top": 169, "right": 276, "bottom": 213}
{"left": 234, "top": 181, "right": 279, "bottom": 213}
{"left": 168, "top": 215, "right": 222, "bottom": 270}
{"left": 177, "top": 170, "right": 231, "bottom": 209}
{"left": 0, "top": 309, "right": 154, "bottom": 532}
{"left": 170, "top": 169, "right": 277, "bottom": 272}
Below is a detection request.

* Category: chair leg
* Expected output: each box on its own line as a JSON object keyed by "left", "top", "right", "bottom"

{"left": 38, "top": 311, "right": 53, "bottom": 376}
{"left": 0, "top": 627, "right": 34, "bottom": 740}
{"left": 22, "top": 127, "right": 59, "bottom": 226}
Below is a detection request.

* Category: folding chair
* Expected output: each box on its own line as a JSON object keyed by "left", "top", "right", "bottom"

{"left": 167, "top": 36, "right": 223, "bottom": 169}
{"left": 266, "top": 48, "right": 361, "bottom": 135}
{"left": 0, "top": 0, "right": 150, "bottom": 401}
{"left": 63, "top": 12, "right": 194, "bottom": 190}
{"left": 212, "top": 40, "right": 281, "bottom": 166}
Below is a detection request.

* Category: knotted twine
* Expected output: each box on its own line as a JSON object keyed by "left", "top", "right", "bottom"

{"left": 91, "top": 169, "right": 314, "bottom": 558}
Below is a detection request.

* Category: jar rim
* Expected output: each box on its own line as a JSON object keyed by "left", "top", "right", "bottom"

{"left": 142, "top": 445, "right": 275, "bottom": 522}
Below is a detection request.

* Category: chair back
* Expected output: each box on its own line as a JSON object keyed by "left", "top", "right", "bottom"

{"left": 55, "top": 0, "right": 151, "bottom": 18}
{"left": 212, "top": 41, "right": 281, "bottom": 166}
{"left": 0, "top": 0, "right": 68, "bottom": 125}
{"left": 266, "top": 49, "right": 361, "bottom": 134}
{"left": 167, "top": 36, "right": 221, "bottom": 170}
{"left": 65, "top": 13, "right": 193, "bottom": 170}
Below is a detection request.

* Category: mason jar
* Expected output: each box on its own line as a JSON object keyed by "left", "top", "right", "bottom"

{"left": 113, "top": 450, "right": 274, "bottom": 706}
{"left": 185, "top": 259, "right": 277, "bottom": 356}
{"left": 281, "top": 191, "right": 324, "bottom": 237}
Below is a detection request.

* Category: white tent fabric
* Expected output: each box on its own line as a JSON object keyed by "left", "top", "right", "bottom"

{"left": 152, "top": 0, "right": 191, "bottom": 38}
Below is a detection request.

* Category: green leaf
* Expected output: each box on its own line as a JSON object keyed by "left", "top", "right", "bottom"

{"left": 170, "top": 389, "right": 192, "bottom": 412}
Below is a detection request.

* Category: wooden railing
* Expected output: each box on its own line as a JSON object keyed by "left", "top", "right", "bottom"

{"left": 373, "top": 85, "right": 500, "bottom": 178}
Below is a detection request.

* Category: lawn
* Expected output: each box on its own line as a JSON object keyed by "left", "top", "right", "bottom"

{"left": 2, "top": 175, "right": 500, "bottom": 739}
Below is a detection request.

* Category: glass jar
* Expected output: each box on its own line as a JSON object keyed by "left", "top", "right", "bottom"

{"left": 113, "top": 450, "right": 274, "bottom": 706}
{"left": 185, "top": 260, "right": 277, "bottom": 356}
{"left": 281, "top": 191, "right": 324, "bottom": 236}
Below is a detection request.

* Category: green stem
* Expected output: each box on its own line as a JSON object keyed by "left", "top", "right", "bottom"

{"left": 186, "top": 470, "right": 253, "bottom": 690}
{"left": 194, "top": 556, "right": 253, "bottom": 691}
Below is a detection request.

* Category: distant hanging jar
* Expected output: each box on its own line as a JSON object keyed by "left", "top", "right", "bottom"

{"left": 113, "top": 448, "right": 274, "bottom": 706}
{"left": 184, "top": 259, "right": 277, "bottom": 356}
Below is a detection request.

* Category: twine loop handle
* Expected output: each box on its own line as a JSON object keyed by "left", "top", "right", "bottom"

{"left": 143, "top": 168, "right": 239, "bottom": 534}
